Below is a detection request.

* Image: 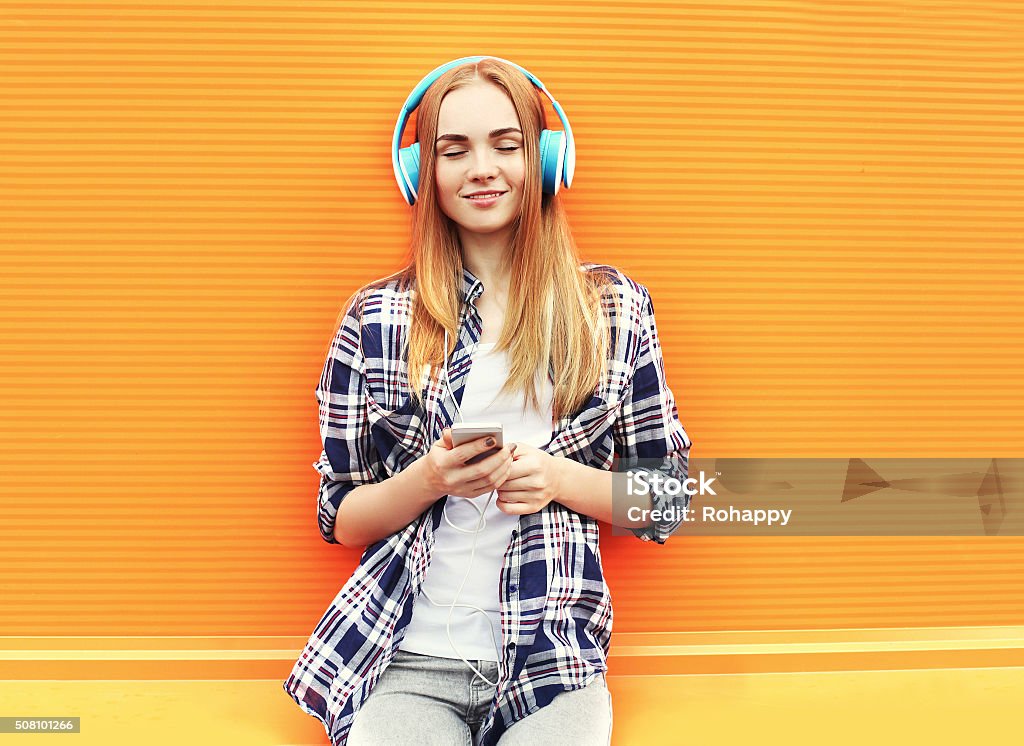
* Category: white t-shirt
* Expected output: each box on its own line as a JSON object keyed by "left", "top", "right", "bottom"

{"left": 398, "top": 341, "right": 554, "bottom": 661}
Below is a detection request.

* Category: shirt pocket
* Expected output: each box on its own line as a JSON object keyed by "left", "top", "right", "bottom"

{"left": 362, "top": 386, "right": 430, "bottom": 474}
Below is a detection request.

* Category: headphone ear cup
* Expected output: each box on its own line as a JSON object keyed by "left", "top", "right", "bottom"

{"left": 398, "top": 141, "right": 422, "bottom": 204}
{"left": 538, "top": 129, "right": 566, "bottom": 195}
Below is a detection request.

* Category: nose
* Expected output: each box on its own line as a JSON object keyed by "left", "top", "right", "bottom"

{"left": 465, "top": 146, "right": 499, "bottom": 183}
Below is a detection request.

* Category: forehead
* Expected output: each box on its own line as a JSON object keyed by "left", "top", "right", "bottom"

{"left": 436, "top": 80, "right": 521, "bottom": 133}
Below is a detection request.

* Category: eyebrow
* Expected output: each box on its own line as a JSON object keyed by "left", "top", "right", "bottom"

{"left": 435, "top": 127, "right": 523, "bottom": 145}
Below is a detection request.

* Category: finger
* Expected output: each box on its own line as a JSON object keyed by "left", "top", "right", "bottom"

{"left": 496, "top": 487, "right": 525, "bottom": 497}
{"left": 441, "top": 427, "right": 454, "bottom": 450}
{"left": 457, "top": 439, "right": 509, "bottom": 471}
{"left": 463, "top": 485, "right": 499, "bottom": 499}
{"left": 464, "top": 476, "right": 497, "bottom": 493}
{"left": 468, "top": 446, "right": 516, "bottom": 480}
{"left": 496, "top": 499, "right": 531, "bottom": 515}
{"left": 465, "top": 434, "right": 500, "bottom": 462}
{"left": 442, "top": 436, "right": 482, "bottom": 471}
{"left": 466, "top": 450, "right": 514, "bottom": 491}
{"left": 494, "top": 458, "right": 514, "bottom": 488}
{"left": 495, "top": 474, "right": 532, "bottom": 493}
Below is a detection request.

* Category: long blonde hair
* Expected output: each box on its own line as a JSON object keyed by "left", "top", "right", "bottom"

{"left": 330, "top": 58, "right": 612, "bottom": 423}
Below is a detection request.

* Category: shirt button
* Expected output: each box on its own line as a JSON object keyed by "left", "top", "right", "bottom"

{"left": 509, "top": 584, "right": 518, "bottom": 594}
{"left": 506, "top": 641, "right": 516, "bottom": 650}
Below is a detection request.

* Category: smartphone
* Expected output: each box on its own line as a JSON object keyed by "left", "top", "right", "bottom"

{"left": 450, "top": 423, "right": 503, "bottom": 465}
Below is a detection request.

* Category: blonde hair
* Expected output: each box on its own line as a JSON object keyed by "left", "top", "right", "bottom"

{"left": 329, "top": 58, "right": 612, "bottom": 423}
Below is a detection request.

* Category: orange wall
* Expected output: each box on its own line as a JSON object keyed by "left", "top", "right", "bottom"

{"left": 1, "top": 2, "right": 1022, "bottom": 635}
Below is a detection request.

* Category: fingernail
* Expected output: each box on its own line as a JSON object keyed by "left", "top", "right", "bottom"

{"left": 485, "top": 437, "right": 495, "bottom": 447}
{"left": 510, "top": 443, "right": 518, "bottom": 452}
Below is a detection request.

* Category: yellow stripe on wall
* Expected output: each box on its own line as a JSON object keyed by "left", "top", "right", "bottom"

{"left": 1, "top": 2, "right": 1022, "bottom": 635}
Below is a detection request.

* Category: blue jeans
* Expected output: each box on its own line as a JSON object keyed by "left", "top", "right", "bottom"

{"left": 347, "top": 649, "right": 613, "bottom": 745}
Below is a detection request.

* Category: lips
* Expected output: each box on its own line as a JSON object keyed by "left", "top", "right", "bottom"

{"left": 463, "top": 191, "right": 507, "bottom": 199}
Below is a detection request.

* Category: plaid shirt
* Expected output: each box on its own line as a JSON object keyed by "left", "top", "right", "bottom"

{"left": 283, "top": 263, "right": 692, "bottom": 746}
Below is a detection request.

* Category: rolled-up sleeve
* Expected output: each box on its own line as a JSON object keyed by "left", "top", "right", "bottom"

{"left": 313, "top": 290, "right": 386, "bottom": 544}
{"left": 612, "top": 285, "right": 693, "bottom": 544}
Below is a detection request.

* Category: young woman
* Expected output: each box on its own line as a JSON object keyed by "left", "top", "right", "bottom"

{"left": 283, "top": 56, "right": 692, "bottom": 746}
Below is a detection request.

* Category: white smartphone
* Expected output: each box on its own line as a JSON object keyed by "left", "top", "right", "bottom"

{"left": 450, "top": 423, "right": 503, "bottom": 465}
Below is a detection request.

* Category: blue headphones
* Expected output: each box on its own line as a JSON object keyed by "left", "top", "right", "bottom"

{"left": 391, "top": 55, "right": 576, "bottom": 206}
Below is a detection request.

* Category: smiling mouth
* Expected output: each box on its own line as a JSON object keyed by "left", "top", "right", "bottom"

{"left": 463, "top": 191, "right": 507, "bottom": 200}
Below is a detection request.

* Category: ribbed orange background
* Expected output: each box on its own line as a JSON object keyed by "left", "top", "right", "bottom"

{"left": 1, "top": 2, "right": 1022, "bottom": 637}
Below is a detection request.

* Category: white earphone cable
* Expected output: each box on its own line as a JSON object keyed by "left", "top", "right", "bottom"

{"left": 415, "top": 327, "right": 501, "bottom": 686}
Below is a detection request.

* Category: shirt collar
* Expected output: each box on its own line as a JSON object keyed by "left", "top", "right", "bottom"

{"left": 460, "top": 265, "right": 485, "bottom": 306}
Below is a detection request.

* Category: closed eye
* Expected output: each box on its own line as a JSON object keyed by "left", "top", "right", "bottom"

{"left": 441, "top": 146, "right": 521, "bottom": 159}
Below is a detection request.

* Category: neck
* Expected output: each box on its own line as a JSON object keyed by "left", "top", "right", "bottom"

{"left": 459, "top": 229, "right": 512, "bottom": 298}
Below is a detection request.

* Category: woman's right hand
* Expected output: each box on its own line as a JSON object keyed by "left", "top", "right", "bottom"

{"left": 419, "top": 428, "right": 516, "bottom": 499}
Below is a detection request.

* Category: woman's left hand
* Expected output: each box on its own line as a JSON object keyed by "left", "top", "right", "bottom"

{"left": 495, "top": 442, "right": 567, "bottom": 515}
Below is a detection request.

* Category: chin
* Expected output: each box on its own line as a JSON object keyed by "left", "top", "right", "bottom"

{"left": 466, "top": 221, "right": 514, "bottom": 235}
